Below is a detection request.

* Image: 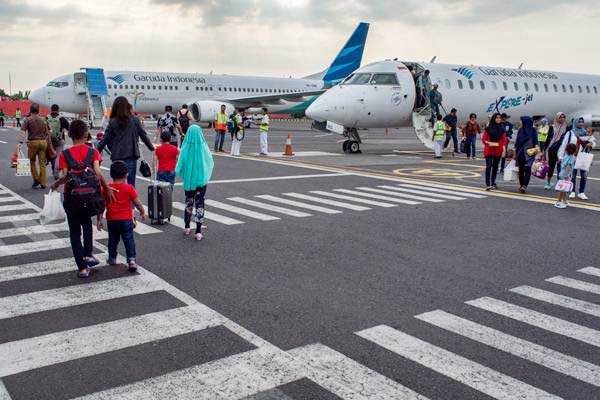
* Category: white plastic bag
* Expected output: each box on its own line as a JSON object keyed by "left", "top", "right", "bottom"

{"left": 40, "top": 191, "right": 66, "bottom": 225}
{"left": 575, "top": 152, "right": 594, "bottom": 172}
{"left": 16, "top": 150, "right": 31, "bottom": 177}
{"left": 503, "top": 160, "right": 518, "bottom": 182}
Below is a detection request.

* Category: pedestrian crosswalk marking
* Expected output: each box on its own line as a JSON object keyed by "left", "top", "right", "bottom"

{"left": 173, "top": 201, "right": 246, "bottom": 225}
{"left": 416, "top": 309, "right": 600, "bottom": 388}
{"left": 333, "top": 189, "right": 421, "bottom": 205}
{"left": 0, "top": 223, "right": 68, "bottom": 239}
{"left": 398, "top": 182, "right": 488, "bottom": 196}
{"left": 0, "top": 204, "right": 35, "bottom": 213}
{"left": 546, "top": 275, "right": 600, "bottom": 295}
{"left": 0, "top": 213, "right": 39, "bottom": 224}
{"left": 227, "top": 197, "right": 313, "bottom": 217}
{"left": 0, "top": 238, "right": 73, "bottom": 257}
{"left": 309, "top": 190, "right": 398, "bottom": 208}
{"left": 289, "top": 343, "right": 429, "bottom": 400}
{"left": 206, "top": 199, "right": 280, "bottom": 221}
{"left": 397, "top": 184, "right": 487, "bottom": 198}
{"left": 354, "top": 187, "right": 445, "bottom": 203}
{"left": 282, "top": 193, "right": 371, "bottom": 211}
{"left": 467, "top": 297, "right": 600, "bottom": 348}
{"left": 378, "top": 185, "right": 467, "bottom": 200}
{"left": 510, "top": 285, "right": 600, "bottom": 318}
{"left": 0, "top": 305, "right": 222, "bottom": 378}
{"left": 578, "top": 266, "right": 600, "bottom": 278}
{"left": 255, "top": 195, "right": 342, "bottom": 214}
{"left": 357, "top": 325, "right": 561, "bottom": 400}
{"left": 73, "top": 347, "right": 302, "bottom": 400}
{"left": 0, "top": 254, "right": 108, "bottom": 283}
{"left": 0, "top": 274, "right": 162, "bottom": 320}
{"left": 0, "top": 196, "right": 20, "bottom": 204}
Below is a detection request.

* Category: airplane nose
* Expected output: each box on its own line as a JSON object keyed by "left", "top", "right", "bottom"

{"left": 306, "top": 97, "right": 328, "bottom": 122}
{"left": 28, "top": 87, "right": 45, "bottom": 105}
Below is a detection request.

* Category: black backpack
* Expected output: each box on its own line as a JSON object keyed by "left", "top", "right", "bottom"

{"left": 64, "top": 147, "right": 105, "bottom": 217}
{"left": 178, "top": 110, "right": 190, "bottom": 134}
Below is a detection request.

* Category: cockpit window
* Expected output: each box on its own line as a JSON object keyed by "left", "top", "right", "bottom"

{"left": 46, "top": 81, "right": 69, "bottom": 88}
{"left": 370, "top": 74, "right": 399, "bottom": 85}
{"left": 342, "top": 73, "right": 372, "bottom": 85}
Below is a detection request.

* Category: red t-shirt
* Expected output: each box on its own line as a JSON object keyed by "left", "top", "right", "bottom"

{"left": 155, "top": 143, "right": 179, "bottom": 172}
{"left": 105, "top": 183, "right": 138, "bottom": 221}
{"left": 58, "top": 144, "right": 102, "bottom": 170}
{"left": 482, "top": 130, "right": 508, "bottom": 158}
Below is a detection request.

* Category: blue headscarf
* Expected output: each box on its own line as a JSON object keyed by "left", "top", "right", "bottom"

{"left": 176, "top": 125, "right": 214, "bottom": 190}
{"left": 571, "top": 115, "right": 586, "bottom": 137}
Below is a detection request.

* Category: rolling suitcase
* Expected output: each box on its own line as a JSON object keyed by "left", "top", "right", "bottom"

{"left": 148, "top": 182, "right": 172, "bottom": 224}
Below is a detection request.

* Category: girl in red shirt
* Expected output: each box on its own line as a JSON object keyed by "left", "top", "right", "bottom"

{"left": 482, "top": 113, "right": 508, "bottom": 190}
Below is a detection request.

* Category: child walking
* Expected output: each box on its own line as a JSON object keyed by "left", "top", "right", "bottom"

{"left": 98, "top": 160, "right": 146, "bottom": 270}
{"left": 154, "top": 130, "right": 179, "bottom": 191}
{"left": 555, "top": 143, "right": 577, "bottom": 209}
{"left": 175, "top": 125, "right": 214, "bottom": 241}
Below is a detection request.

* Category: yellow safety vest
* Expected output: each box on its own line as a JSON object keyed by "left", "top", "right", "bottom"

{"left": 215, "top": 112, "right": 228, "bottom": 130}
{"left": 537, "top": 125, "right": 549, "bottom": 143}
{"left": 260, "top": 115, "right": 270, "bottom": 132}
{"left": 433, "top": 121, "right": 446, "bottom": 139}
{"left": 15, "top": 110, "right": 21, "bottom": 118}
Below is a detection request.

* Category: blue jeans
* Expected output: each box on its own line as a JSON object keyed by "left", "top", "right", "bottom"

{"left": 157, "top": 170, "right": 176, "bottom": 191}
{"left": 572, "top": 169, "right": 587, "bottom": 193}
{"left": 123, "top": 158, "right": 137, "bottom": 187}
{"left": 107, "top": 219, "right": 136, "bottom": 262}
{"left": 465, "top": 135, "right": 476, "bottom": 158}
{"left": 66, "top": 210, "right": 93, "bottom": 271}
{"left": 214, "top": 130, "right": 225, "bottom": 151}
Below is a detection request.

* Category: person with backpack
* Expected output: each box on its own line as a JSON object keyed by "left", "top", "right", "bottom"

{"left": 176, "top": 104, "right": 192, "bottom": 144}
{"left": 97, "top": 96, "right": 155, "bottom": 187}
{"left": 47, "top": 104, "right": 70, "bottom": 179}
{"left": 157, "top": 105, "right": 180, "bottom": 147}
{"left": 51, "top": 120, "right": 113, "bottom": 278}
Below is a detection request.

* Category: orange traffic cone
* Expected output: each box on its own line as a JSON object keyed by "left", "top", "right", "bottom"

{"left": 284, "top": 133, "right": 294, "bottom": 156}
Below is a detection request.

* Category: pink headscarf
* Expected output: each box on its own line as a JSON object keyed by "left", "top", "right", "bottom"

{"left": 549, "top": 112, "right": 567, "bottom": 147}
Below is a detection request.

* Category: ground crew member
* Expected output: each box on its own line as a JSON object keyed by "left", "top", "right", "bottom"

{"left": 214, "top": 104, "right": 228, "bottom": 152}
{"left": 0, "top": 108, "right": 5, "bottom": 127}
{"left": 15, "top": 107, "right": 22, "bottom": 127}
{"left": 259, "top": 107, "right": 269, "bottom": 156}
{"left": 537, "top": 118, "right": 550, "bottom": 155}
{"left": 230, "top": 110, "right": 244, "bottom": 156}
{"left": 432, "top": 114, "right": 447, "bottom": 158}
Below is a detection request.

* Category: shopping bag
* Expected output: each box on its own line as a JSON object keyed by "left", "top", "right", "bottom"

{"left": 15, "top": 150, "right": 31, "bottom": 176}
{"left": 40, "top": 191, "right": 66, "bottom": 225}
{"left": 503, "top": 160, "right": 518, "bottom": 182}
{"left": 555, "top": 179, "right": 573, "bottom": 193}
{"left": 574, "top": 152, "right": 594, "bottom": 172}
{"left": 459, "top": 139, "right": 466, "bottom": 153}
{"left": 531, "top": 158, "right": 549, "bottom": 179}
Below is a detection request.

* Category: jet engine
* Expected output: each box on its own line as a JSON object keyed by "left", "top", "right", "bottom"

{"left": 190, "top": 101, "right": 235, "bottom": 122}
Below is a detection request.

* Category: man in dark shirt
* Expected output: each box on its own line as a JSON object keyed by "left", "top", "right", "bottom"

{"left": 443, "top": 108, "right": 459, "bottom": 154}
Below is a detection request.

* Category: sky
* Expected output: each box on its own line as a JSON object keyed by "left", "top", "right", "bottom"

{"left": 0, "top": 0, "right": 598, "bottom": 92}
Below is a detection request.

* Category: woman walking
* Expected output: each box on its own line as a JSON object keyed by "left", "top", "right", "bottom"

{"left": 482, "top": 113, "right": 507, "bottom": 190}
{"left": 97, "top": 96, "right": 155, "bottom": 187}
{"left": 462, "top": 113, "right": 481, "bottom": 159}
{"left": 513, "top": 116, "right": 539, "bottom": 193}
{"left": 176, "top": 125, "right": 214, "bottom": 241}
{"left": 545, "top": 112, "right": 567, "bottom": 189}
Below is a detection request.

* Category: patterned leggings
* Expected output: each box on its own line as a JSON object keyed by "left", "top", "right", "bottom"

{"left": 184, "top": 186, "right": 207, "bottom": 233}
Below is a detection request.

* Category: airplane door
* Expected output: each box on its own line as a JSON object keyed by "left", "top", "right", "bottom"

{"left": 73, "top": 72, "right": 87, "bottom": 95}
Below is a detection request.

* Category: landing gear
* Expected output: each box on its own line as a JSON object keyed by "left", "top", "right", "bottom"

{"left": 342, "top": 128, "right": 362, "bottom": 154}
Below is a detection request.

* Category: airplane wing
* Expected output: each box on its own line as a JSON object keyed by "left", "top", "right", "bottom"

{"left": 226, "top": 89, "right": 326, "bottom": 108}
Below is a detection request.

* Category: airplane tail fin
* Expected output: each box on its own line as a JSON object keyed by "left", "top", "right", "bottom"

{"left": 303, "top": 22, "right": 369, "bottom": 85}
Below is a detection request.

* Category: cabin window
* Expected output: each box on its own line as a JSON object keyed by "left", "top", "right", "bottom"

{"left": 218, "top": 87, "right": 222, "bottom": 91}
{"left": 468, "top": 80, "right": 474, "bottom": 90}
{"left": 152, "top": 85, "right": 156, "bottom": 90}
{"left": 514, "top": 82, "right": 519, "bottom": 91}
{"left": 534, "top": 83, "right": 539, "bottom": 92}
{"left": 119, "top": 85, "right": 123, "bottom": 89}
{"left": 544, "top": 83, "right": 548, "bottom": 92}
{"left": 185, "top": 86, "right": 189, "bottom": 91}
{"left": 577, "top": 85, "right": 582, "bottom": 93}
{"left": 209, "top": 86, "right": 213, "bottom": 91}
{"left": 457, "top": 80, "right": 463, "bottom": 89}
{"left": 594, "top": 86, "right": 598, "bottom": 94}
{"left": 158, "top": 86, "right": 162, "bottom": 90}
{"left": 370, "top": 73, "right": 399, "bottom": 85}
{"left": 552, "top": 84, "right": 557, "bottom": 92}
{"left": 569, "top": 85, "right": 574, "bottom": 93}
{"left": 107, "top": 84, "right": 111, "bottom": 89}
{"left": 444, "top": 79, "right": 451, "bottom": 89}
{"left": 124, "top": 85, "right": 129, "bottom": 89}
{"left": 135, "top": 85, "right": 139, "bottom": 89}
{"left": 491, "top": 81, "right": 498, "bottom": 90}
{"left": 561, "top": 84, "right": 566, "bottom": 92}
{"left": 503, "top": 82, "right": 508, "bottom": 91}
{"left": 524, "top": 82, "right": 529, "bottom": 91}
{"left": 586, "top": 85, "right": 591, "bottom": 94}
{"left": 479, "top": 81, "right": 485, "bottom": 90}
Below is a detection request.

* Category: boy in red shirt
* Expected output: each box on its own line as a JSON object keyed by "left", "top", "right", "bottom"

{"left": 97, "top": 160, "right": 146, "bottom": 271}
{"left": 154, "top": 131, "right": 179, "bottom": 191}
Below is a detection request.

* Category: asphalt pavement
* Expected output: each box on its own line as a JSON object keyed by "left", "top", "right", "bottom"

{"left": 1, "top": 121, "right": 600, "bottom": 399}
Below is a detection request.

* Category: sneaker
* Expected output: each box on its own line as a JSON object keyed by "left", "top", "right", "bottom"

{"left": 554, "top": 201, "right": 567, "bottom": 209}
{"left": 577, "top": 193, "right": 589, "bottom": 200}
{"left": 195, "top": 233, "right": 203, "bottom": 241}
{"left": 519, "top": 186, "right": 526, "bottom": 194}
{"left": 40, "top": 185, "right": 46, "bottom": 190}
{"left": 107, "top": 257, "right": 118, "bottom": 265}
{"left": 31, "top": 182, "right": 40, "bottom": 189}
{"left": 77, "top": 268, "right": 90, "bottom": 278}
{"left": 485, "top": 186, "right": 492, "bottom": 191}
{"left": 85, "top": 256, "right": 100, "bottom": 268}
{"left": 127, "top": 260, "right": 138, "bottom": 272}
{"left": 569, "top": 192, "right": 576, "bottom": 199}
{"left": 184, "top": 228, "right": 191, "bottom": 236}
{"left": 544, "top": 182, "right": 552, "bottom": 190}
{"left": 492, "top": 184, "right": 498, "bottom": 190}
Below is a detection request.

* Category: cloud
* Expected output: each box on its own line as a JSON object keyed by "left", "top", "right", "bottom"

{"left": 0, "top": 0, "right": 88, "bottom": 27}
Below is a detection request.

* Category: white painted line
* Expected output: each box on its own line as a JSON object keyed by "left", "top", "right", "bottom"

{"left": 282, "top": 193, "right": 371, "bottom": 211}
{"left": 173, "top": 201, "right": 245, "bottom": 225}
{"left": 130, "top": 217, "right": 162, "bottom": 235}
{"left": 175, "top": 172, "right": 350, "bottom": 185}
{"left": 0, "top": 204, "right": 35, "bottom": 213}
{"left": 0, "top": 223, "right": 68, "bottom": 239}
{"left": 0, "top": 140, "right": 6, "bottom": 144}
{"left": 100, "top": 166, "right": 152, "bottom": 183}
{"left": 73, "top": 347, "right": 302, "bottom": 400}
{"left": 227, "top": 197, "right": 312, "bottom": 217}
{"left": 397, "top": 184, "right": 487, "bottom": 198}
{"left": 510, "top": 286, "right": 600, "bottom": 318}
{"left": 417, "top": 309, "right": 600, "bottom": 388}
{"left": 397, "top": 182, "right": 489, "bottom": 196}
{"left": 357, "top": 325, "right": 560, "bottom": 400}
{"left": 0, "top": 254, "right": 108, "bottom": 283}
{"left": 0, "top": 197, "right": 20, "bottom": 204}
{"left": 0, "top": 274, "right": 161, "bottom": 320}
{"left": 354, "top": 187, "right": 445, "bottom": 203}
{"left": 578, "top": 267, "right": 600, "bottom": 278}
{"left": 546, "top": 276, "right": 600, "bottom": 295}
{"left": 0, "top": 305, "right": 222, "bottom": 377}
{"left": 378, "top": 185, "right": 466, "bottom": 200}
{"left": 0, "top": 238, "right": 72, "bottom": 257}
{"left": 255, "top": 195, "right": 342, "bottom": 214}
{"left": 205, "top": 199, "right": 280, "bottom": 221}
{"left": 0, "top": 213, "right": 39, "bottom": 224}
{"left": 467, "top": 297, "right": 600, "bottom": 348}
{"left": 288, "top": 343, "right": 428, "bottom": 400}
{"left": 0, "top": 380, "right": 11, "bottom": 400}
{"left": 309, "top": 191, "right": 397, "bottom": 208}
{"left": 333, "top": 189, "right": 421, "bottom": 205}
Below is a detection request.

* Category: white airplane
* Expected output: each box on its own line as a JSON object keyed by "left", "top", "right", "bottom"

{"left": 29, "top": 23, "right": 369, "bottom": 123}
{"left": 306, "top": 59, "right": 600, "bottom": 153}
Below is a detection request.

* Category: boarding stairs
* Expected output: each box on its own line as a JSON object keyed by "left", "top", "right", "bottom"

{"left": 82, "top": 68, "right": 108, "bottom": 129}
{"left": 412, "top": 106, "right": 435, "bottom": 151}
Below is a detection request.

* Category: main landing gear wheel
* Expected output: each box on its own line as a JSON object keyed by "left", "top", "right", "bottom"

{"left": 342, "top": 140, "right": 350, "bottom": 153}
{"left": 342, "top": 140, "right": 361, "bottom": 154}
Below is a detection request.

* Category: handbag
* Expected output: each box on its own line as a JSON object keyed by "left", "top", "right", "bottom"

{"left": 555, "top": 179, "right": 573, "bottom": 193}
{"left": 531, "top": 157, "right": 549, "bottom": 179}
{"left": 574, "top": 151, "right": 594, "bottom": 172}
{"left": 139, "top": 151, "right": 152, "bottom": 178}
{"left": 459, "top": 139, "right": 466, "bottom": 153}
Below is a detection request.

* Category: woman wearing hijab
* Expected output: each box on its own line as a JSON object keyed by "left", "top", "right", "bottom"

{"left": 176, "top": 125, "right": 214, "bottom": 241}
{"left": 513, "top": 116, "right": 539, "bottom": 193}
{"left": 482, "top": 113, "right": 507, "bottom": 190}
{"left": 558, "top": 116, "right": 592, "bottom": 200}
{"left": 545, "top": 112, "right": 567, "bottom": 189}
